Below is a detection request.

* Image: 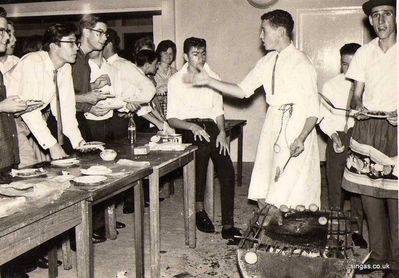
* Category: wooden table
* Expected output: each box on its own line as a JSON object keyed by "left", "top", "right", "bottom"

{"left": 205, "top": 119, "right": 247, "bottom": 221}
{"left": 66, "top": 154, "right": 152, "bottom": 278}
{"left": 109, "top": 136, "right": 197, "bottom": 278}
{"left": 0, "top": 189, "right": 91, "bottom": 278}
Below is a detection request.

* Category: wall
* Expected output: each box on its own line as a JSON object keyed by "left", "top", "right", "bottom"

{"left": 174, "top": 0, "right": 366, "bottom": 162}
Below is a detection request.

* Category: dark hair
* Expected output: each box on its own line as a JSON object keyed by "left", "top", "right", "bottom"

{"left": 0, "top": 7, "right": 7, "bottom": 18}
{"left": 340, "top": 43, "right": 361, "bottom": 56}
{"left": 261, "top": 10, "right": 294, "bottom": 38}
{"left": 135, "top": 49, "right": 158, "bottom": 67}
{"left": 21, "top": 35, "right": 43, "bottom": 56}
{"left": 79, "top": 14, "right": 106, "bottom": 34}
{"left": 106, "top": 28, "right": 120, "bottom": 52}
{"left": 183, "top": 37, "right": 206, "bottom": 54}
{"left": 156, "top": 40, "right": 176, "bottom": 62}
{"left": 42, "top": 23, "right": 77, "bottom": 52}
{"left": 134, "top": 37, "right": 154, "bottom": 55}
{"left": 7, "top": 19, "right": 14, "bottom": 28}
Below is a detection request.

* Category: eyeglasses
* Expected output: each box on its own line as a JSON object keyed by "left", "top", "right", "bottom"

{"left": 57, "top": 40, "right": 80, "bottom": 47}
{"left": 0, "top": 28, "right": 8, "bottom": 35}
{"left": 86, "top": 27, "right": 108, "bottom": 38}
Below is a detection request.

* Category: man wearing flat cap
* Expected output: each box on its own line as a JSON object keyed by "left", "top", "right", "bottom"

{"left": 342, "top": 0, "right": 397, "bottom": 276}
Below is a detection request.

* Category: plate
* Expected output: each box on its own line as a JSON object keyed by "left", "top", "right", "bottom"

{"left": 11, "top": 168, "right": 47, "bottom": 178}
{"left": 86, "top": 141, "right": 106, "bottom": 146}
{"left": 73, "top": 175, "right": 107, "bottom": 185}
{"left": 76, "top": 144, "right": 105, "bottom": 153}
{"left": 50, "top": 158, "right": 79, "bottom": 167}
{"left": 81, "top": 166, "right": 112, "bottom": 176}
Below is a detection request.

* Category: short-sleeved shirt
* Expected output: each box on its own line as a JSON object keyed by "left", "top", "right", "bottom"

{"left": 167, "top": 63, "right": 224, "bottom": 122}
{"left": 346, "top": 38, "right": 397, "bottom": 111}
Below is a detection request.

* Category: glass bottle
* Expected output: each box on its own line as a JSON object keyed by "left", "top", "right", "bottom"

{"left": 128, "top": 114, "right": 136, "bottom": 145}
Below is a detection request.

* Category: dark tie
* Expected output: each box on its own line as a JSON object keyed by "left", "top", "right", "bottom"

{"left": 54, "top": 70, "right": 64, "bottom": 145}
{"left": 271, "top": 54, "right": 279, "bottom": 95}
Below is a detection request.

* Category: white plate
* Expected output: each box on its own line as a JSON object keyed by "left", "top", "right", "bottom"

{"left": 50, "top": 158, "right": 79, "bottom": 167}
{"left": 86, "top": 141, "right": 106, "bottom": 146}
{"left": 11, "top": 168, "right": 47, "bottom": 178}
{"left": 73, "top": 175, "right": 107, "bottom": 185}
{"left": 81, "top": 166, "right": 112, "bottom": 176}
{"left": 76, "top": 144, "right": 105, "bottom": 152}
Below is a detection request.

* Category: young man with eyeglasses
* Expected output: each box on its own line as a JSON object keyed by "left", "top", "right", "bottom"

{"left": 72, "top": 14, "right": 112, "bottom": 142}
{"left": 0, "top": 9, "right": 26, "bottom": 178}
{"left": 0, "top": 20, "right": 19, "bottom": 74}
{"left": 5, "top": 23, "right": 85, "bottom": 166}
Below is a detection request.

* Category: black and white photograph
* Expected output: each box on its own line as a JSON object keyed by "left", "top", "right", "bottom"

{"left": 0, "top": 0, "right": 397, "bottom": 277}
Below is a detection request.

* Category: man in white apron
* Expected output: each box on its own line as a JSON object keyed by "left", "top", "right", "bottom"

{"left": 186, "top": 10, "right": 320, "bottom": 210}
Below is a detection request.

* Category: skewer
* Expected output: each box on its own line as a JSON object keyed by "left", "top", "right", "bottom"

{"left": 274, "top": 155, "right": 293, "bottom": 182}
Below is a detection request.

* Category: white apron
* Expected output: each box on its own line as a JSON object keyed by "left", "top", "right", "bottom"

{"left": 248, "top": 93, "right": 320, "bottom": 208}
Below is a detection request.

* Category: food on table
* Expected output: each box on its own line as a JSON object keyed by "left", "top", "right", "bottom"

{"left": 11, "top": 168, "right": 47, "bottom": 178}
{"left": 0, "top": 196, "right": 26, "bottom": 218}
{"left": 73, "top": 175, "right": 107, "bottom": 185}
{"left": 81, "top": 165, "right": 112, "bottom": 175}
{"left": 279, "top": 204, "right": 289, "bottom": 213}
{"left": 309, "top": 203, "right": 319, "bottom": 212}
{"left": 296, "top": 205, "right": 306, "bottom": 212}
{"left": 318, "top": 216, "right": 328, "bottom": 225}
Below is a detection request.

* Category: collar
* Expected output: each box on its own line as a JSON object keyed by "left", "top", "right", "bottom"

{"left": 107, "top": 53, "right": 120, "bottom": 64}
{"left": 277, "top": 42, "right": 295, "bottom": 57}
{"left": 370, "top": 37, "right": 397, "bottom": 54}
{"left": 42, "top": 51, "right": 56, "bottom": 76}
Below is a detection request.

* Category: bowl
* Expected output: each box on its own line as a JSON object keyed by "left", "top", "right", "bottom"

{"left": 100, "top": 149, "right": 117, "bottom": 161}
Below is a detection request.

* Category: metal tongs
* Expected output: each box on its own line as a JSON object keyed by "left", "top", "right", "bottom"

{"left": 274, "top": 155, "right": 293, "bottom": 182}
{"left": 318, "top": 93, "right": 389, "bottom": 119}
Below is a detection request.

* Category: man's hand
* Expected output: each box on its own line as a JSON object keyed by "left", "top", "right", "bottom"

{"left": 49, "top": 143, "right": 68, "bottom": 160}
{"left": 216, "top": 130, "right": 230, "bottom": 156}
{"left": 189, "top": 123, "right": 210, "bottom": 142}
{"left": 353, "top": 106, "right": 370, "bottom": 121}
{"left": 331, "top": 132, "right": 345, "bottom": 153}
{"left": 91, "top": 74, "right": 111, "bottom": 90}
{"left": 0, "top": 96, "right": 28, "bottom": 113}
{"left": 290, "top": 137, "right": 305, "bottom": 157}
{"left": 78, "top": 140, "right": 86, "bottom": 147}
{"left": 89, "top": 106, "right": 111, "bottom": 117}
{"left": 126, "top": 102, "right": 142, "bottom": 113}
{"left": 387, "top": 110, "right": 397, "bottom": 126}
{"left": 76, "top": 89, "right": 109, "bottom": 105}
{"left": 163, "top": 121, "right": 175, "bottom": 135}
{"left": 183, "top": 67, "right": 211, "bottom": 86}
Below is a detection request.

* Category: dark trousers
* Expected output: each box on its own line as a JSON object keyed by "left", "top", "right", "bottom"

{"left": 326, "top": 130, "right": 364, "bottom": 232}
{"left": 362, "top": 196, "right": 398, "bottom": 271}
{"left": 180, "top": 119, "right": 235, "bottom": 226}
{"left": 86, "top": 114, "right": 129, "bottom": 143}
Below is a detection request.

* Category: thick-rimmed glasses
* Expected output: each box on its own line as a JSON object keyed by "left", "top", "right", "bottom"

{"left": 57, "top": 40, "right": 80, "bottom": 47}
{"left": 86, "top": 27, "right": 108, "bottom": 38}
{"left": 0, "top": 28, "right": 8, "bottom": 36}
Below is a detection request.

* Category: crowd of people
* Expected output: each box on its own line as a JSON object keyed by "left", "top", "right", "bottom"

{"left": 0, "top": 0, "right": 397, "bottom": 277}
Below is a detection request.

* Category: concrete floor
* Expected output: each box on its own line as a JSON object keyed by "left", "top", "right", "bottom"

{"left": 22, "top": 163, "right": 387, "bottom": 277}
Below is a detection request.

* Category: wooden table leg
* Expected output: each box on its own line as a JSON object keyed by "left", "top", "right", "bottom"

{"left": 48, "top": 242, "right": 58, "bottom": 278}
{"left": 76, "top": 201, "right": 93, "bottom": 278}
{"left": 149, "top": 169, "right": 160, "bottom": 278}
{"left": 134, "top": 180, "right": 144, "bottom": 278}
{"left": 105, "top": 203, "right": 117, "bottom": 240}
{"left": 61, "top": 235, "right": 72, "bottom": 270}
{"left": 184, "top": 157, "right": 196, "bottom": 248}
{"left": 237, "top": 126, "right": 243, "bottom": 187}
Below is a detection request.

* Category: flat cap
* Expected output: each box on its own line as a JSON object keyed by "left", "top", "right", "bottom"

{"left": 362, "top": 0, "right": 396, "bottom": 15}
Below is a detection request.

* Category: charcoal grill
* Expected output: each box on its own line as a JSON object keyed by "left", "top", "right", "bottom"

{"left": 237, "top": 205, "right": 358, "bottom": 278}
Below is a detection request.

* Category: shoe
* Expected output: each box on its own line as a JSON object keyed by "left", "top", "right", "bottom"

{"left": 355, "top": 258, "right": 386, "bottom": 275}
{"left": 92, "top": 233, "right": 106, "bottom": 244}
{"left": 352, "top": 232, "right": 368, "bottom": 249}
{"left": 36, "top": 256, "right": 62, "bottom": 269}
{"left": 221, "top": 227, "right": 242, "bottom": 240}
{"left": 116, "top": 221, "right": 126, "bottom": 229}
{"left": 196, "top": 210, "right": 215, "bottom": 233}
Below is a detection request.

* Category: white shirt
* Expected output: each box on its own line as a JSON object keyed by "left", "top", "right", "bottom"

{"left": 238, "top": 43, "right": 319, "bottom": 118}
{"left": 346, "top": 38, "right": 397, "bottom": 111}
{"left": 5, "top": 51, "right": 83, "bottom": 149}
{"left": 167, "top": 63, "right": 224, "bottom": 122}
{"left": 85, "top": 57, "right": 122, "bottom": 121}
{"left": 0, "top": 55, "right": 20, "bottom": 74}
{"left": 319, "top": 74, "right": 355, "bottom": 138}
{"left": 106, "top": 53, "right": 154, "bottom": 116}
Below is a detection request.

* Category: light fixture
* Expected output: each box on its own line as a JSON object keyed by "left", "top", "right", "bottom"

{"left": 247, "top": 0, "right": 278, "bottom": 9}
